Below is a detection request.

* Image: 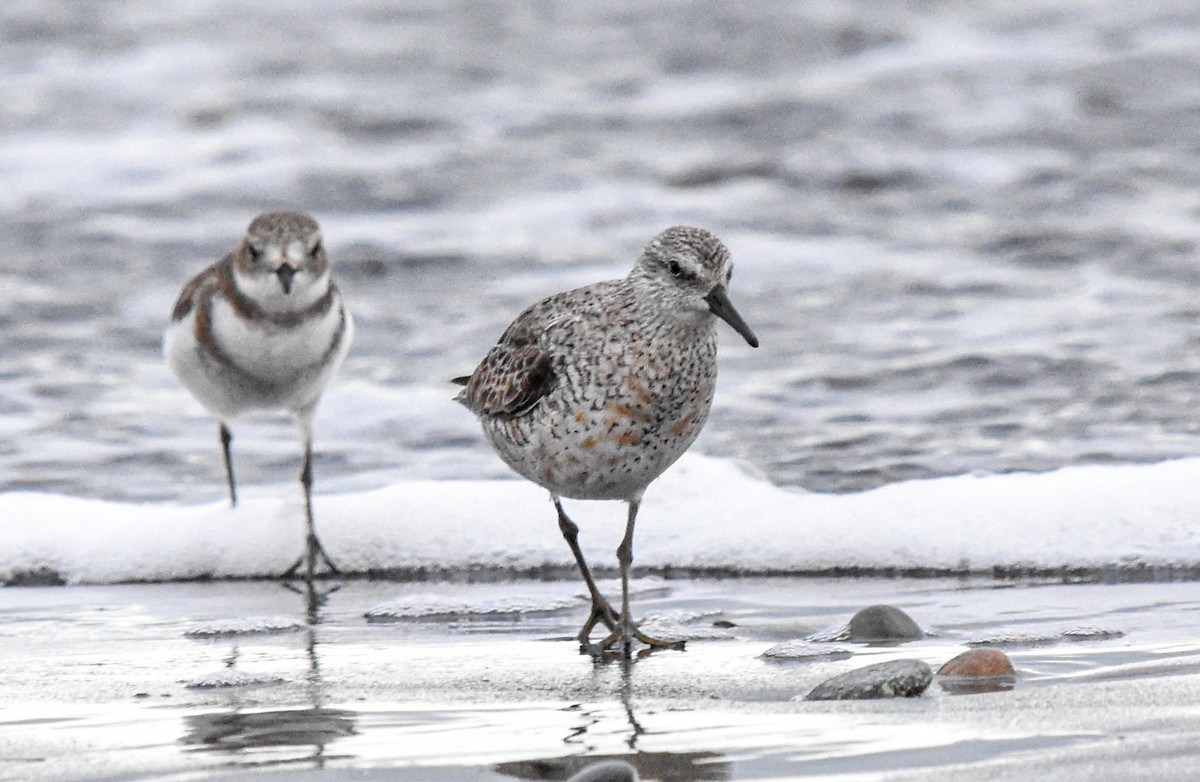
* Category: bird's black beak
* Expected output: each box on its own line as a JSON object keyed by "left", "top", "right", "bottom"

{"left": 705, "top": 285, "right": 759, "bottom": 348}
{"left": 275, "top": 263, "right": 296, "bottom": 295}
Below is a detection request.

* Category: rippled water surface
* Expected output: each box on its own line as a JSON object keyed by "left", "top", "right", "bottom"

{"left": 6, "top": 1, "right": 1200, "bottom": 501}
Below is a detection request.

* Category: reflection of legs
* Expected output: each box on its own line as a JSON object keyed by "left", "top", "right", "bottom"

{"left": 284, "top": 414, "right": 339, "bottom": 581}
{"left": 282, "top": 578, "right": 340, "bottom": 627}
{"left": 604, "top": 499, "right": 683, "bottom": 656}
{"left": 554, "top": 496, "right": 618, "bottom": 641}
{"left": 219, "top": 423, "right": 237, "bottom": 506}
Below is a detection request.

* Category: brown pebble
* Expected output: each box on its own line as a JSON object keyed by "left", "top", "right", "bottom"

{"left": 937, "top": 649, "right": 1015, "bottom": 677}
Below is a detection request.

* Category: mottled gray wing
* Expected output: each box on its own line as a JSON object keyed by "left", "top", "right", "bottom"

{"left": 457, "top": 311, "right": 557, "bottom": 418}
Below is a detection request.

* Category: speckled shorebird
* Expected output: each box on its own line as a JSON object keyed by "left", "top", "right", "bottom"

{"left": 164, "top": 212, "right": 354, "bottom": 581}
{"left": 455, "top": 226, "right": 758, "bottom": 655}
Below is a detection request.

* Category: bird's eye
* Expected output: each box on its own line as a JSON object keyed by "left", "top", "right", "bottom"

{"left": 310, "top": 241, "right": 322, "bottom": 259}
{"left": 247, "top": 245, "right": 262, "bottom": 262}
{"left": 667, "top": 260, "right": 682, "bottom": 277}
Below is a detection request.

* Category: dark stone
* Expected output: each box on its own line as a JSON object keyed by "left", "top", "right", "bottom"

{"left": 804, "top": 659, "right": 933, "bottom": 701}
{"left": 847, "top": 604, "right": 923, "bottom": 642}
{"left": 568, "top": 761, "right": 640, "bottom": 782}
{"left": 497, "top": 752, "right": 723, "bottom": 782}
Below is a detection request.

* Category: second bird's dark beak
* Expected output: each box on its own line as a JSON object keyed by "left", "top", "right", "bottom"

{"left": 275, "top": 263, "right": 297, "bottom": 294}
{"left": 705, "top": 285, "right": 759, "bottom": 348}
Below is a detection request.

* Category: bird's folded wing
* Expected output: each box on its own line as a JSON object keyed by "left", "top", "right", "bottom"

{"left": 459, "top": 317, "right": 558, "bottom": 418}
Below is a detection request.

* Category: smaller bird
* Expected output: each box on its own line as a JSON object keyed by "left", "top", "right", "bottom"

{"left": 164, "top": 211, "right": 354, "bottom": 581}
{"left": 456, "top": 226, "right": 758, "bottom": 656}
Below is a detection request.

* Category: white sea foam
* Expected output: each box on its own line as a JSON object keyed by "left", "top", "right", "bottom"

{"left": 637, "top": 610, "right": 734, "bottom": 642}
{"left": 184, "top": 669, "right": 288, "bottom": 689}
{"left": 2, "top": 453, "right": 1199, "bottom": 585}
{"left": 365, "top": 593, "right": 581, "bottom": 621}
{"left": 761, "top": 640, "right": 854, "bottom": 662}
{"left": 184, "top": 616, "right": 305, "bottom": 638}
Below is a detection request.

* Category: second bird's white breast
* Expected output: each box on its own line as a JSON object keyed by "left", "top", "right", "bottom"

{"left": 210, "top": 295, "right": 348, "bottom": 391}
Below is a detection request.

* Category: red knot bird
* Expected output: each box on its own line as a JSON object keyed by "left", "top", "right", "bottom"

{"left": 455, "top": 226, "right": 758, "bottom": 656}
{"left": 164, "top": 212, "right": 354, "bottom": 581}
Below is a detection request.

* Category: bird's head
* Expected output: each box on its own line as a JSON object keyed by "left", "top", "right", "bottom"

{"left": 632, "top": 225, "right": 758, "bottom": 348}
{"left": 232, "top": 211, "right": 330, "bottom": 309}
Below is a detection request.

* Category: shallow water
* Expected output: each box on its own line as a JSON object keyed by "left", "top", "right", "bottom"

{"left": 3, "top": 577, "right": 1200, "bottom": 781}
{"left": 5, "top": 1, "right": 1200, "bottom": 503}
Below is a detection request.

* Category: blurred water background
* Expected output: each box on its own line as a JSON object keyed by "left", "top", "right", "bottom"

{"left": 6, "top": 0, "right": 1200, "bottom": 502}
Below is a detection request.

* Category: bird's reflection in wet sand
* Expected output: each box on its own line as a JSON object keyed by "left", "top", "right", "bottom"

{"left": 495, "top": 749, "right": 727, "bottom": 781}
{"left": 497, "top": 657, "right": 729, "bottom": 781}
{"left": 180, "top": 581, "right": 355, "bottom": 769}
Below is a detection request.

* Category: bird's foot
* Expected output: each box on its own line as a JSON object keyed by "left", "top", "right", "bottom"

{"left": 310, "top": 535, "right": 341, "bottom": 575}
{"left": 576, "top": 597, "right": 620, "bottom": 643}
{"left": 281, "top": 535, "right": 340, "bottom": 581}
{"left": 585, "top": 615, "right": 686, "bottom": 658}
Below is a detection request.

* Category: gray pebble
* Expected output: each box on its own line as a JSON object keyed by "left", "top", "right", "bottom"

{"left": 847, "top": 604, "right": 923, "bottom": 642}
{"left": 804, "top": 659, "right": 933, "bottom": 701}
{"left": 567, "top": 760, "right": 640, "bottom": 782}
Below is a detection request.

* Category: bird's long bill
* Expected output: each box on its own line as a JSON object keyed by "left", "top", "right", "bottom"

{"left": 705, "top": 286, "right": 759, "bottom": 348}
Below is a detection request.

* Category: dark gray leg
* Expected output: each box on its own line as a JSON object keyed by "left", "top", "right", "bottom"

{"left": 219, "top": 423, "right": 237, "bottom": 506}
{"left": 284, "top": 430, "right": 339, "bottom": 581}
{"left": 554, "top": 496, "right": 618, "bottom": 642}
{"left": 603, "top": 499, "right": 684, "bottom": 657}
{"left": 301, "top": 439, "right": 339, "bottom": 578}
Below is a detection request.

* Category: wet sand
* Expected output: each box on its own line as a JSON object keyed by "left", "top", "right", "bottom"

{"left": 2, "top": 576, "right": 1200, "bottom": 780}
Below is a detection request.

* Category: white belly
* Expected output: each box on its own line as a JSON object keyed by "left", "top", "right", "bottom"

{"left": 164, "top": 298, "right": 352, "bottom": 420}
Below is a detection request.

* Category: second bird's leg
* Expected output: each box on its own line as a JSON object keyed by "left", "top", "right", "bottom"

{"left": 301, "top": 439, "right": 340, "bottom": 577}
{"left": 554, "top": 496, "right": 619, "bottom": 641}
{"left": 284, "top": 430, "right": 340, "bottom": 581}
{"left": 219, "top": 423, "right": 237, "bottom": 506}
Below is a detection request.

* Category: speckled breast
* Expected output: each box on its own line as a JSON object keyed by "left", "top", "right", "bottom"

{"left": 482, "top": 325, "right": 719, "bottom": 501}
